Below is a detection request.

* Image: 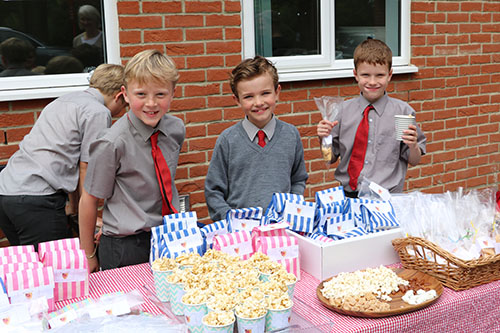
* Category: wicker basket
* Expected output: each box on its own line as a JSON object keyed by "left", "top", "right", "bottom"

{"left": 392, "top": 236, "right": 500, "bottom": 291}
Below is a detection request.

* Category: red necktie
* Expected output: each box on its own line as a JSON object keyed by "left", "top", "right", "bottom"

{"left": 257, "top": 130, "right": 266, "bottom": 147}
{"left": 347, "top": 105, "right": 374, "bottom": 191}
{"left": 151, "top": 132, "right": 177, "bottom": 216}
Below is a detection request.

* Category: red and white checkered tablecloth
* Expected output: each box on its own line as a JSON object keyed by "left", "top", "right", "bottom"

{"left": 293, "top": 270, "right": 500, "bottom": 333}
{"left": 54, "top": 264, "right": 500, "bottom": 332}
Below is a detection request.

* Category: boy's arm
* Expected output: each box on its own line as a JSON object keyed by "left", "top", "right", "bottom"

{"left": 204, "top": 141, "right": 232, "bottom": 222}
{"left": 79, "top": 188, "right": 100, "bottom": 273}
{"left": 290, "top": 130, "right": 308, "bottom": 195}
{"left": 66, "top": 161, "right": 88, "bottom": 215}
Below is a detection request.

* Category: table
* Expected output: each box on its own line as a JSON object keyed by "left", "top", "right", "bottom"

{"left": 55, "top": 263, "right": 500, "bottom": 332}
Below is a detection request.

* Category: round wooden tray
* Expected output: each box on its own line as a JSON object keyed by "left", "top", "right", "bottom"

{"left": 316, "top": 268, "right": 443, "bottom": 318}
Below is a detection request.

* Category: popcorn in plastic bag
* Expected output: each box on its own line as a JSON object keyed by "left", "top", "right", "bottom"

{"left": 314, "top": 96, "right": 343, "bottom": 166}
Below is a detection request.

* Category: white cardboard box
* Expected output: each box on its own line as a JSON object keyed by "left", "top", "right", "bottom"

{"left": 287, "top": 228, "right": 403, "bottom": 281}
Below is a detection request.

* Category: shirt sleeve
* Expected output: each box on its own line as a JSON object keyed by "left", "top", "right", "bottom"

{"left": 84, "top": 136, "right": 118, "bottom": 199}
{"left": 204, "top": 136, "right": 232, "bottom": 222}
{"left": 290, "top": 128, "right": 308, "bottom": 195}
{"left": 80, "top": 109, "right": 112, "bottom": 163}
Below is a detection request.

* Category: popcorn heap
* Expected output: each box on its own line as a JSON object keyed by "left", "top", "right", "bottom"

{"left": 151, "top": 256, "right": 177, "bottom": 271}
{"left": 152, "top": 249, "right": 295, "bottom": 324}
{"left": 321, "top": 266, "right": 409, "bottom": 312}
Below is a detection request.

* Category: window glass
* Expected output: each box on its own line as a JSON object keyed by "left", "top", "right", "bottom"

{"left": 335, "top": 0, "right": 400, "bottom": 59}
{"left": 254, "top": 0, "right": 320, "bottom": 57}
{"left": 0, "top": 0, "right": 105, "bottom": 77}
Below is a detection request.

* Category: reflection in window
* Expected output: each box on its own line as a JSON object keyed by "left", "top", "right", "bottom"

{"left": 0, "top": 0, "right": 106, "bottom": 77}
{"left": 253, "top": 0, "right": 400, "bottom": 60}
{"left": 335, "top": 0, "right": 400, "bottom": 59}
{"left": 254, "top": 0, "right": 320, "bottom": 57}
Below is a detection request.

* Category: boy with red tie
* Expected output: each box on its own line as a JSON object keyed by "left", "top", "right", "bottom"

{"left": 79, "top": 50, "right": 185, "bottom": 272}
{"left": 317, "top": 39, "right": 426, "bottom": 197}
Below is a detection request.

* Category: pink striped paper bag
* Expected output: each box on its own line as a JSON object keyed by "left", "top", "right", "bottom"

{"left": 4, "top": 266, "right": 55, "bottom": 311}
{"left": 251, "top": 222, "right": 290, "bottom": 249}
{"left": 0, "top": 252, "right": 39, "bottom": 265}
{"left": 43, "top": 249, "right": 89, "bottom": 301}
{"left": 1, "top": 262, "right": 43, "bottom": 282}
{"left": 255, "top": 235, "right": 300, "bottom": 280}
{"left": 0, "top": 245, "right": 35, "bottom": 256}
{"left": 213, "top": 230, "right": 254, "bottom": 260}
{"left": 38, "top": 237, "right": 79, "bottom": 261}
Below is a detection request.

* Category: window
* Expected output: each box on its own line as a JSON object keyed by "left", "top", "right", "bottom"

{"left": 0, "top": 0, "right": 120, "bottom": 102}
{"left": 242, "top": 0, "right": 416, "bottom": 82}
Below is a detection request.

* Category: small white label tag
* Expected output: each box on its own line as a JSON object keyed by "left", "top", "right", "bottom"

{"left": 369, "top": 182, "right": 391, "bottom": 201}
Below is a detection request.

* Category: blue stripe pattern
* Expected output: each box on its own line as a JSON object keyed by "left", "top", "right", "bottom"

{"left": 162, "top": 211, "right": 198, "bottom": 232}
{"left": 315, "top": 186, "right": 345, "bottom": 209}
{"left": 150, "top": 226, "right": 205, "bottom": 262}
{"left": 200, "top": 220, "right": 228, "bottom": 248}
{"left": 264, "top": 193, "right": 305, "bottom": 223}
{"left": 315, "top": 203, "right": 344, "bottom": 232}
{"left": 286, "top": 201, "right": 316, "bottom": 233}
{"left": 360, "top": 201, "right": 400, "bottom": 233}
{"left": 226, "top": 207, "right": 263, "bottom": 232}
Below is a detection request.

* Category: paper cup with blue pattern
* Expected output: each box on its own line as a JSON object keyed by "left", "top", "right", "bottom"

{"left": 202, "top": 311, "right": 235, "bottom": 333}
{"left": 169, "top": 282, "right": 186, "bottom": 316}
{"left": 265, "top": 298, "right": 293, "bottom": 332}
{"left": 152, "top": 268, "right": 174, "bottom": 302}
{"left": 235, "top": 301, "right": 267, "bottom": 333}
{"left": 181, "top": 290, "right": 209, "bottom": 333}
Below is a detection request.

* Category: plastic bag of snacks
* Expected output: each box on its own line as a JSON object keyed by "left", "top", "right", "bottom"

{"left": 314, "top": 96, "right": 343, "bottom": 167}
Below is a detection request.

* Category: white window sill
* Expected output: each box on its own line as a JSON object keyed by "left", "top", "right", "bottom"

{"left": 278, "top": 64, "right": 418, "bottom": 82}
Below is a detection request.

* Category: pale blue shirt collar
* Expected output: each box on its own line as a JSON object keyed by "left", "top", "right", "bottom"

{"left": 242, "top": 115, "right": 276, "bottom": 142}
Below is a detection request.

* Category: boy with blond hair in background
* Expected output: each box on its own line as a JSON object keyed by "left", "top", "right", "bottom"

{"left": 79, "top": 50, "right": 185, "bottom": 272}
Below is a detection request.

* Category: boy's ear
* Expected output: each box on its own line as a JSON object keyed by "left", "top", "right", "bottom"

{"left": 232, "top": 94, "right": 241, "bottom": 106}
{"left": 275, "top": 84, "right": 281, "bottom": 101}
{"left": 120, "top": 85, "right": 130, "bottom": 104}
{"left": 388, "top": 68, "right": 393, "bottom": 80}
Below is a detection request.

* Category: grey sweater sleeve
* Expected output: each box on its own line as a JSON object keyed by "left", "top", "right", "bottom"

{"left": 290, "top": 127, "right": 308, "bottom": 195}
{"left": 204, "top": 135, "right": 232, "bottom": 222}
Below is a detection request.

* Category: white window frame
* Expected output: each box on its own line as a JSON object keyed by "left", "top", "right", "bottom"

{"left": 0, "top": 0, "right": 120, "bottom": 102}
{"left": 242, "top": 0, "right": 417, "bottom": 82}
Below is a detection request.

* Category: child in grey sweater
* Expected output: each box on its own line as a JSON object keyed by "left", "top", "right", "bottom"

{"left": 204, "top": 56, "right": 308, "bottom": 222}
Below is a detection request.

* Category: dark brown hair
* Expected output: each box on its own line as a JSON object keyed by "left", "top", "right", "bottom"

{"left": 229, "top": 55, "right": 279, "bottom": 98}
{"left": 353, "top": 39, "right": 392, "bottom": 70}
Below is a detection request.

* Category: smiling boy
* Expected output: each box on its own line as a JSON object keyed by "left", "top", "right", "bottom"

{"left": 79, "top": 50, "right": 185, "bottom": 272}
{"left": 317, "top": 39, "right": 426, "bottom": 197}
{"left": 204, "top": 56, "right": 308, "bottom": 222}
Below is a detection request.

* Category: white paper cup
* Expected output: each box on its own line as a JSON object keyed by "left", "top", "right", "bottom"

{"left": 182, "top": 301, "right": 208, "bottom": 333}
{"left": 394, "top": 115, "right": 416, "bottom": 141}
{"left": 236, "top": 312, "right": 267, "bottom": 333}
{"left": 169, "top": 282, "right": 186, "bottom": 316}
{"left": 265, "top": 303, "right": 293, "bottom": 332}
{"left": 202, "top": 312, "right": 235, "bottom": 333}
{"left": 152, "top": 268, "right": 173, "bottom": 302}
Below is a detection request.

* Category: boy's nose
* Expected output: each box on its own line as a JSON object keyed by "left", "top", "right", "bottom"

{"left": 145, "top": 97, "right": 157, "bottom": 107}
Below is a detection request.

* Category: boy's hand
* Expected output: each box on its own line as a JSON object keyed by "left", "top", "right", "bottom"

{"left": 87, "top": 256, "right": 99, "bottom": 273}
{"left": 317, "top": 119, "right": 338, "bottom": 138}
{"left": 402, "top": 124, "right": 418, "bottom": 149}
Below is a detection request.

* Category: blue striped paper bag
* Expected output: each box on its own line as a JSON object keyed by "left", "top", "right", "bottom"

{"left": 325, "top": 212, "right": 356, "bottom": 236}
{"left": 264, "top": 193, "right": 305, "bottom": 224}
{"left": 226, "top": 207, "right": 263, "bottom": 233}
{"left": 359, "top": 201, "right": 400, "bottom": 233}
{"left": 150, "top": 226, "right": 205, "bottom": 263}
{"left": 162, "top": 211, "right": 198, "bottom": 232}
{"left": 327, "top": 226, "right": 368, "bottom": 240}
{"left": 200, "top": 220, "right": 229, "bottom": 249}
{"left": 283, "top": 200, "right": 316, "bottom": 233}
{"left": 315, "top": 202, "right": 344, "bottom": 234}
{"left": 344, "top": 198, "right": 374, "bottom": 226}
{"left": 315, "top": 186, "right": 346, "bottom": 209}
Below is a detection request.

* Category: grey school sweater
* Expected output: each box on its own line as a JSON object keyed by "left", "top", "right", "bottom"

{"left": 204, "top": 119, "right": 308, "bottom": 222}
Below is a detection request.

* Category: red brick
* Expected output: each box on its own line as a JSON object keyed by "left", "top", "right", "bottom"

{"left": 206, "top": 41, "right": 241, "bottom": 54}
{"left": 117, "top": 1, "right": 140, "bottom": 14}
{"left": 412, "top": 2, "right": 436, "bottom": 12}
{"left": 165, "top": 15, "right": 204, "bottom": 28}
{"left": 207, "top": 121, "right": 237, "bottom": 135}
{"left": 0, "top": 112, "right": 35, "bottom": 127}
{"left": 437, "top": 2, "right": 459, "bottom": 11}
{"left": 426, "top": 57, "right": 446, "bottom": 67}
{"left": 469, "top": 95, "right": 490, "bottom": 105}
{"left": 186, "top": 28, "right": 223, "bottom": 41}
{"left": 479, "top": 144, "right": 499, "bottom": 154}
{"left": 168, "top": 43, "right": 206, "bottom": 56}
{"left": 412, "top": 24, "right": 435, "bottom": 35}
{"left": 5, "top": 127, "right": 30, "bottom": 143}
{"left": 409, "top": 90, "right": 434, "bottom": 101}
{"left": 469, "top": 75, "right": 490, "bottom": 85}
{"left": 207, "top": 68, "right": 231, "bottom": 82}
{"left": 0, "top": 145, "right": 19, "bottom": 160}
{"left": 206, "top": 14, "right": 241, "bottom": 26}
{"left": 446, "top": 77, "right": 468, "bottom": 87}
{"left": 483, "top": 23, "right": 500, "bottom": 33}
{"left": 460, "top": 2, "right": 482, "bottom": 11}
{"left": 189, "top": 136, "right": 217, "bottom": 151}
{"left": 456, "top": 147, "right": 478, "bottom": 159}
{"left": 185, "top": 1, "right": 222, "bottom": 13}
{"left": 470, "top": 55, "right": 491, "bottom": 64}
{"left": 444, "top": 160, "right": 467, "bottom": 172}
{"left": 445, "top": 138, "right": 467, "bottom": 150}
{"left": 186, "top": 124, "right": 207, "bottom": 138}
{"left": 468, "top": 155, "right": 489, "bottom": 167}
{"left": 119, "top": 16, "right": 163, "bottom": 29}
{"left": 184, "top": 83, "right": 221, "bottom": 97}
{"left": 447, "top": 56, "right": 469, "bottom": 66}
{"left": 460, "top": 65, "right": 481, "bottom": 76}
{"left": 144, "top": 30, "right": 183, "bottom": 43}
{"left": 432, "top": 107, "right": 455, "bottom": 119}
{"left": 143, "top": 1, "right": 182, "bottom": 13}
{"left": 413, "top": 46, "right": 434, "bottom": 56}
{"left": 178, "top": 151, "right": 206, "bottom": 165}
{"left": 447, "top": 35, "right": 469, "bottom": 44}
{"left": 471, "top": 13, "right": 492, "bottom": 23}
{"left": 224, "top": 1, "right": 241, "bottom": 12}
{"left": 435, "top": 88, "right": 457, "bottom": 98}
{"left": 436, "top": 67, "right": 459, "bottom": 77}
{"left": 436, "top": 24, "right": 458, "bottom": 34}
{"left": 447, "top": 13, "right": 469, "bottom": 23}
{"left": 119, "top": 31, "right": 142, "bottom": 44}
{"left": 470, "top": 34, "right": 491, "bottom": 43}
{"left": 466, "top": 176, "right": 488, "bottom": 188}
{"left": 427, "top": 13, "right": 446, "bottom": 22}
{"left": 225, "top": 27, "right": 241, "bottom": 40}
{"left": 185, "top": 108, "right": 222, "bottom": 124}
{"left": 171, "top": 97, "right": 206, "bottom": 112}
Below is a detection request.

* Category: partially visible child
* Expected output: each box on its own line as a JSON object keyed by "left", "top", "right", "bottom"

{"left": 205, "top": 55, "right": 308, "bottom": 222}
{"left": 317, "top": 39, "right": 426, "bottom": 197}
{"left": 0, "top": 63, "right": 126, "bottom": 249}
{"left": 79, "top": 50, "right": 185, "bottom": 272}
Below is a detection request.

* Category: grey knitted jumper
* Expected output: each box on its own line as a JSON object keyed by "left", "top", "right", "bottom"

{"left": 205, "top": 119, "right": 308, "bottom": 222}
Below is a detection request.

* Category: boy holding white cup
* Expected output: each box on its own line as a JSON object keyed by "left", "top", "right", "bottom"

{"left": 317, "top": 39, "right": 426, "bottom": 197}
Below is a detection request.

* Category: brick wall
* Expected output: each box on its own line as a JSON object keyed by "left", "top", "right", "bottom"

{"left": 0, "top": 1, "right": 498, "bottom": 231}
